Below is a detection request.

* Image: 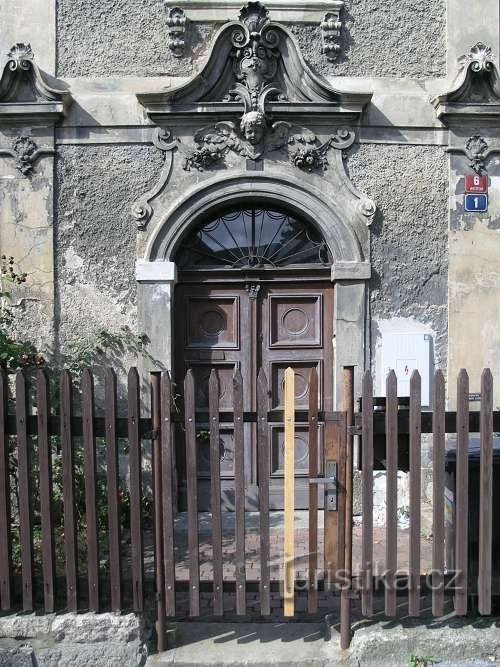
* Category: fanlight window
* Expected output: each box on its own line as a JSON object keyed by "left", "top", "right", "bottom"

{"left": 176, "top": 207, "right": 332, "bottom": 269}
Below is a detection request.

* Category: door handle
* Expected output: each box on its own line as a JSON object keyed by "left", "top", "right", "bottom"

{"left": 310, "top": 459, "right": 338, "bottom": 511}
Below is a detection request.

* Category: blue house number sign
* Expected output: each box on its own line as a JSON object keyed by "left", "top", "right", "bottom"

{"left": 464, "top": 193, "right": 488, "bottom": 212}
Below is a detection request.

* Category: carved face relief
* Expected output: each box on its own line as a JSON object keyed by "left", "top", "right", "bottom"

{"left": 240, "top": 111, "right": 266, "bottom": 145}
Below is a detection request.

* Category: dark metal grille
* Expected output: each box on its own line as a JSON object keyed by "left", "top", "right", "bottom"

{"left": 176, "top": 207, "right": 331, "bottom": 268}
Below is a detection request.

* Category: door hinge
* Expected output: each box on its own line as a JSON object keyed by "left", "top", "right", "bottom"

{"left": 347, "top": 425, "right": 362, "bottom": 436}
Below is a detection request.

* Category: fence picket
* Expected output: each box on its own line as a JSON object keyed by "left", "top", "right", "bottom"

{"left": 82, "top": 369, "right": 99, "bottom": 612}
{"left": 161, "top": 371, "right": 176, "bottom": 617}
{"left": 61, "top": 370, "right": 78, "bottom": 611}
{"left": 151, "top": 372, "right": 165, "bottom": 651}
{"left": 307, "top": 367, "right": 319, "bottom": 614}
{"left": 105, "top": 368, "right": 122, "bottom": 612}
{"left": 233, "top": 368, "right": 246, "bottom": 615}
{"left": 340, "top": 366, "right": 355, "bottom": 651}
{"left": 257, "top": 368, "right": 270, "bottom": 616}
{"left": 361, "top": 371, "right": 373, "bottom": 617}
{"left": 385, "top": 370, "right": 398, "bottom": 617}
{"left": 432, "top": 370, "right": 445, "bottom": 617}
{"left": 0, "top": 368, "right": 11, "bottom": 611}
{"left": 16, "top": 370, "right": 33, "bottom": 612}
{"left": 455, "top": 369, "right": 469, "bottom": 615}
{"left": 409, "top": 370, "right": 421, "bottom": 617}
{"left": 479, "top": 368, "right": 493, "bottom": 615}
{"left": 128, "top": 367, "right": 143, "bottom": 613}
{"left": 209, "top": 370, "right": 223, "bottom": 617}
{"left": 37, "top": 369, "right": 55, "bottom": 613}
{"left": 184, "top": 369, "right": 200, "bottom": 616}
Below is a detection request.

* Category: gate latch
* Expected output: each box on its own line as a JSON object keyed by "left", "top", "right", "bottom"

{"left": 309, "top": 460, "right": 338, "bottom": 511}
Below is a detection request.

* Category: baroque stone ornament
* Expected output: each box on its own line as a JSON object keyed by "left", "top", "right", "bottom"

{"left": 465, "top": 135, "right": 489, "bottom": 174}
{"left": 0, "top": 135, "right": 54, "bottom": 176}
{"left": 6, "top": 43, "right": 34, "bottom": 71}
{"left": 184, "top": 119, "right": 291, "bottom": 168}
{"left": 13, "top": 136, "right": 37, "bottom": 175}
{"left": 218, "top": 2, "right": 286, "bottom": 153}
{"left": 320, "top": 9, "right": 343, "bottom": 62}
{"left": 289, "top": 127, "right": 354, "bottom": 172}
{"left": 431, "top": 43, "right": 500, "bottom": 122}
{"left": 459, "top": 43, "right": 494, "bottom": 73}
{"left": 0, "top": 43, "right": 71, "bottom": 121}
{"left": 131, "top": 128, "right": 178, "bottom": 230}
{"left": 166, "top": 7, "right": 188, "bottom": 58}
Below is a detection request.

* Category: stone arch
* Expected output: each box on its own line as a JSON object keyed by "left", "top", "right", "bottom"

{"left": 144, "top": 172, "right": 368, "bottom": 267}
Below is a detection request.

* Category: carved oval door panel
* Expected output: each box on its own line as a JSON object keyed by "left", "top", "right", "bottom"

{"left": 175, "top": 279, "right": 333, "bottom": 511}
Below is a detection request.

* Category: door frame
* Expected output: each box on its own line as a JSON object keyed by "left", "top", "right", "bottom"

{"left": 135, "top": 173, "right": 372, "bottom": 405}
{"left": 137, "top": 260, "right": 370, "bottom": 409}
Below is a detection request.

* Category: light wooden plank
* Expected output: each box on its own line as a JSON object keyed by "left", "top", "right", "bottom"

{"left": 284, "top": 367, "right": 295, "bottom": 618}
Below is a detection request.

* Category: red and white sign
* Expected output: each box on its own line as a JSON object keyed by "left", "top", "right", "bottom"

{"left": 465, "top": 174, "right": 488, "bottom": 193}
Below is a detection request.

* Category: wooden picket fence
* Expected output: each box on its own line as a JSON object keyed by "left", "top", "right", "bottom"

{"left": 0, "top": 365, "right": 497, "bottom": 652}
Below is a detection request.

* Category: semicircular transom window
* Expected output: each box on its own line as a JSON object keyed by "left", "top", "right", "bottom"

{"left": 176, "top": 207, "right": 332, "bottom": 269}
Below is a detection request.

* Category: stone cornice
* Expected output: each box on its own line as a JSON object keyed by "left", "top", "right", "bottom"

{"left": 0, "top": 43, "right": 71, "bottom": 124}
{"left": 137, "top": 3, "right": 372, "bottom": 122}
{"left": 432, "top": 43, "right": 500, "bottom": 124}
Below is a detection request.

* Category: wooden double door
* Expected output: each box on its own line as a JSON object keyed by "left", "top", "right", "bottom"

{"left": 175, "top": 276, "right": 334, "bottom": 510}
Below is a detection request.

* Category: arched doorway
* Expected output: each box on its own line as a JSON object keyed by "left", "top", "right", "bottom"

{"left": 174, "top": 204, "right": 334, "bottom": 510}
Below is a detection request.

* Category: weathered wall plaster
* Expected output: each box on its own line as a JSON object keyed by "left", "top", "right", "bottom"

{"left": 448, "top": 154, "right": 500, "bottom": 407}
{"left": 54, "top": 144, "right": 164, "bottom": 364}
{"left": 56, "top": 0, "right": 217, "bottom": 78}
{"left": 346, "top": 144, "right": 449, "bottom": 374}
{"left": 291, "top": 0, "right": 446, "bottom": 79}
{"left": 0, "top": 128, "right": 56, "bottom": 355}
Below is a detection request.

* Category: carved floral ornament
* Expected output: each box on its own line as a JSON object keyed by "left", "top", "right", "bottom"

{"left": 0, "top": 135, "right": 52, "bottom": 176}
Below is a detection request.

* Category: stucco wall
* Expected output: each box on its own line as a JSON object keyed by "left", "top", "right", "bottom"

{"left": 292, "top": 0, "right": 446, "bottom": 79}
{"left": 346, "top": 143, "right": 449, "bottom": 370}
{"left": 56, "top": 0, "right": 446, "bottom": 79}
{"left": 56, "top": 0, "right": 216, "bottom": 77}
{"left": 54, "top": 144, "right": 164, "bottom": 358}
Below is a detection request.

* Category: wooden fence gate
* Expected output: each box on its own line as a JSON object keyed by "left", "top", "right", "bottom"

{"left": 0, "top": 365, "right": 497, "bottom": 653}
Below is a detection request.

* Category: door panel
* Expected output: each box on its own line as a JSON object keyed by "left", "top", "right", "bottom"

{"left": 175, "top": 280, "right": 334, "bottom": 511}
{"left": 260, "top": 283, "right": 334, "bottom": 509}
{"left": 175, "top": 285, "right": 253, "bottom": 511}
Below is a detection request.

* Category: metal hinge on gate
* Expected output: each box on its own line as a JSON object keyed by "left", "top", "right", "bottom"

{"left": 310, "top": 460, "right": 338, "bottom": 511}
{"left": 347, "top": 425, "right": 362, "bottom": 436}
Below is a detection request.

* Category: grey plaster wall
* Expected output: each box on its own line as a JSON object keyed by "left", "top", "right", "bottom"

{"left": 346, "top": 143, "right": 449, "bottom": 367}
{"left": 56, "top": 0, "right": 217, "bottom": 77}
{"left": 291, "top": 0, "right": 446, "bottom": 79}
{"left": 54, "top": 144, "right": 164, "bottom": 359}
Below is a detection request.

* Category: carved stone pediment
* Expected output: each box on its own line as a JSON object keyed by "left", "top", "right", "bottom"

{"left": 432, "top": 43, "right": 500, "bottom": 123}
{"left": 0, "top": 44, "right": 72, "bottom": 123}
{"left": 137, "top": 1, "right": 372, "bottom": 122}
